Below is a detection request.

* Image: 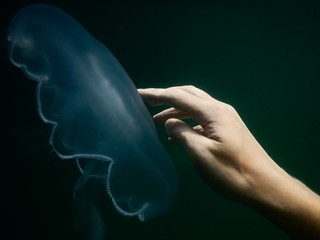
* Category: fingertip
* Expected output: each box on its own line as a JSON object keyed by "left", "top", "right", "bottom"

{"left": 153, "top": 113, "right": 165, "bottom": 123}
{"left": 137, "top": 88, "right": 146, "bottom": 95}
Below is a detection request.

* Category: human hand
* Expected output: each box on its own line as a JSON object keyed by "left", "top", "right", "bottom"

{"left": 138, "top": 85, "right": 320, "bottom": 238}
{"left": 138, "top": 85, "right": 280, "bottom": 202}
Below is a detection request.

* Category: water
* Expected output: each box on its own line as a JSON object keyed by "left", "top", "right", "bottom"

{"left": 2, "top": 1, "right": 320, "bottom": 239}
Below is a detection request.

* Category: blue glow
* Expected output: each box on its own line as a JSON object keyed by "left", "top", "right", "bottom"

{"left": 8, "top": 3, "right": 178, "bottom": 235}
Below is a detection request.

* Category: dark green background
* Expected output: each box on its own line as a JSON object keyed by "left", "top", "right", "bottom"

{"left": 1, "top": 0, "right": 320, "bottom": 239}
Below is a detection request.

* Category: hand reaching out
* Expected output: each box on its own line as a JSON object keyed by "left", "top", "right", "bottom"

{"left": 138, "top": 85, "right": 320, "bottom": 239}
{"left": 138, "top": 85, "right": 278, "bottom": 201}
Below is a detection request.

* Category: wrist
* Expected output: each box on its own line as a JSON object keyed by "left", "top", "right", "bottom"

{"left": 244, "top": 158, "right": 320, "bottom": 238}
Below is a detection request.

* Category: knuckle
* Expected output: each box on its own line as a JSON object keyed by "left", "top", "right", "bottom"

{"left": 224, "top": 103, "right": 236, "bottom": 112}
{"left": 164, "top": 118, "right": 178, "bottom": 130}
{"left": 185, "top": 85, "right": 197, "bottom": 90}
{"left": 164, "top": 88, "right": 181, "bottom": 103}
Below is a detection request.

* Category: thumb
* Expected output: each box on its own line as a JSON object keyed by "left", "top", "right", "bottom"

{"left": 165, "top": 118, "right": 210, "bottom": 154}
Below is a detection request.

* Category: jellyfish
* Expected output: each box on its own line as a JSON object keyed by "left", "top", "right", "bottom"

{"left": 8, "top": 3, "right": 178, "bottom": 238}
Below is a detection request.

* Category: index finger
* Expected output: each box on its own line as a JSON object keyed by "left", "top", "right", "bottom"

{"left": 138, "top": 87, "right": 215, "bottom": 125}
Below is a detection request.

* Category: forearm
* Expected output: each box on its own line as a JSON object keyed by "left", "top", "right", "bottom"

{"left": 138, "top": 86, "right": 320, "bottom": 238}
{"left": 245, "top": 160, "right": 320, "bottom": 239}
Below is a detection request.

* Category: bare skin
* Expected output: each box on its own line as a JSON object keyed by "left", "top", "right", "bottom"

{"left": 138, "top": 85, "right": 320, "bottom": 239}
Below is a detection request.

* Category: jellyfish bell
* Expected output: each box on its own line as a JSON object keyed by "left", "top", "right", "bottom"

{"left": 8, "top": 3, "right": 178, "bottom": 237}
